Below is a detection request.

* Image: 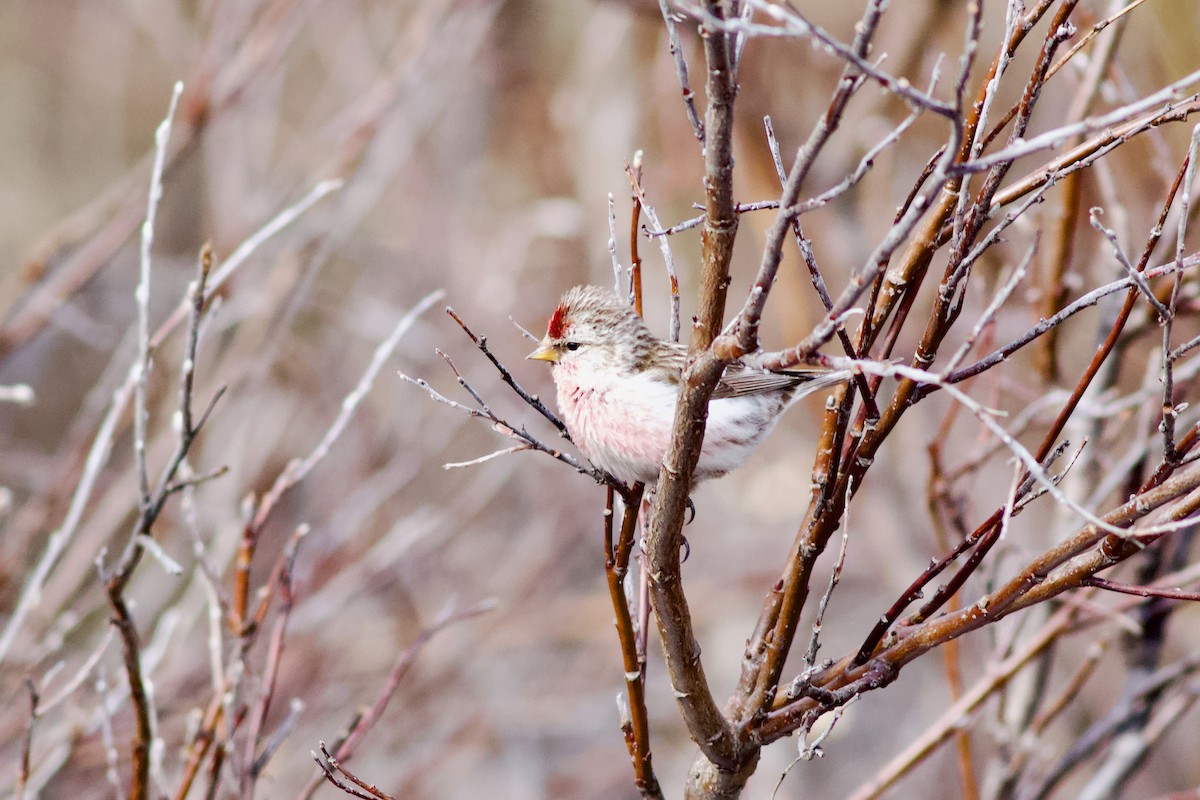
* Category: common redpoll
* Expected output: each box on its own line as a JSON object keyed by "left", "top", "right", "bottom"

{"left": 527, "top": 285, "right": 848, "bottom": 485}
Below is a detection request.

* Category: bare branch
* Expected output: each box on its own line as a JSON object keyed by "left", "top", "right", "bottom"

{"left": 658, "top": 0, "right": 705, "bottom": 143}
{"left": 1090, "top": 207, "right": 1171, "bottom": 319}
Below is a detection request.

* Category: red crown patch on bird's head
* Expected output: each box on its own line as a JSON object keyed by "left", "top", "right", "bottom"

{"left": 547, "top": 304, "right": 569, "bottom": 339}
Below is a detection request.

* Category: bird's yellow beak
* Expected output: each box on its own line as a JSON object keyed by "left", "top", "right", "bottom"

{"left": 526, "top": 340, "right": 558, "bottom": 363}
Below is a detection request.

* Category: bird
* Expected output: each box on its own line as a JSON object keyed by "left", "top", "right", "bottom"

{"left": 526, "top": 285, "right": 849, "bottom": 485}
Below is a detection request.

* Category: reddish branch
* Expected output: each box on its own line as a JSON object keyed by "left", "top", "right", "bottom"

{"left": 604, "top": 486, "right": 662, "bottom": 798}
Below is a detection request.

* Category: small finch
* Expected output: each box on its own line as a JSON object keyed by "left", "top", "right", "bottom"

{"left": 527, "top": 285, "right": 848, "bottom": 485}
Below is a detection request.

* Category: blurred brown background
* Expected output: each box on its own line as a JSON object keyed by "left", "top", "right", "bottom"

{"left": 2, "top": 1, "right": 1200, "bottom": 798}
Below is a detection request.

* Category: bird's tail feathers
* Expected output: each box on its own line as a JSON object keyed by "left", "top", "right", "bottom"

{"left": 785, "top": 367, "right": 854, "bottom": 406}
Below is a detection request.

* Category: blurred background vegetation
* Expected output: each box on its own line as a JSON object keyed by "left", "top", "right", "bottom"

{"left": 2, "top": 1, "right": 1200, "bottom": 798}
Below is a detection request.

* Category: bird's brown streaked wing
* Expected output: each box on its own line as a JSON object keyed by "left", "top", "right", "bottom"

{"left": 637, "top": 340, "right": 844, "bottom": 398}
{"left": 714, "top": 364, "right": 802, "bottom": 398}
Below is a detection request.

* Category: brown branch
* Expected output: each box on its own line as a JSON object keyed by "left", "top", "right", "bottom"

{"left": 172, "top": 694, "right": 224, "bottom": 800}
{"left": 604, "top": 486, "right": 663, "bottom": 799}
{"left": 629, "top": 153, "right": 644, "bottom": 319}
{"left": 1036, "top": 4, "right": 1129, "bottom": 379}
{"left": 625, "top": 157, "right": 681, "bottom": 340}
{"left": 104, "top": 589, "right": 154, "bottom": 800}
{"left": 643, "top": 0, "right": 742, "bottom": 778}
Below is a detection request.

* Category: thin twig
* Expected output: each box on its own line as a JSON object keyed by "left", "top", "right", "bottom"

{"left": 608, "top": 192, "right": 624, "bottom": 295}
{"left": 604, "top": 486, "right": 662, "bottom": 799}
{"left": 625, "top": 160, "right": 681, "bottom": 341}
{"left": 134, "top": 81, "right": 183, "bottom": 508}
{"left": 659, "top": 0, "right": 705, "bottom": 143}
{"left": 312, "top": 742, "right": 395, "bottom": 800}
{"left": 445, "top": 307, "right": 568, "bottom": 435}
{"left": 1089, "top": 207, "right": 1171, "bottom": 319}
{"left": 1082, "top": 576, "right": 1200, "bottom": 601}
{"left": 400, "top": 365, "right": 614, "bottom": 488}
{"left": 1164, "top": 126, "right": 1200, "bottom": 461}
{"left": 772, "top": 694, "right": 861, "bottom": 799}
{"left": 947, "top": 256, "right": 1200, "bottom": 384}
{"left": 940, "top": 241, "right": 1035, "bottom": 376}
{"left": 802, "top": 482, "right": 852, "bottom": 670}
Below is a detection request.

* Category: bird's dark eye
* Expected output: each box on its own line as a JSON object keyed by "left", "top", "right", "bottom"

{"left": 565, "top": 342, "right": 581, "bottom": 351}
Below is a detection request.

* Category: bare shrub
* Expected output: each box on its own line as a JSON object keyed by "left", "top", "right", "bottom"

{"left": 3, "top": 2, "right": 1200, "bottom": 800}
